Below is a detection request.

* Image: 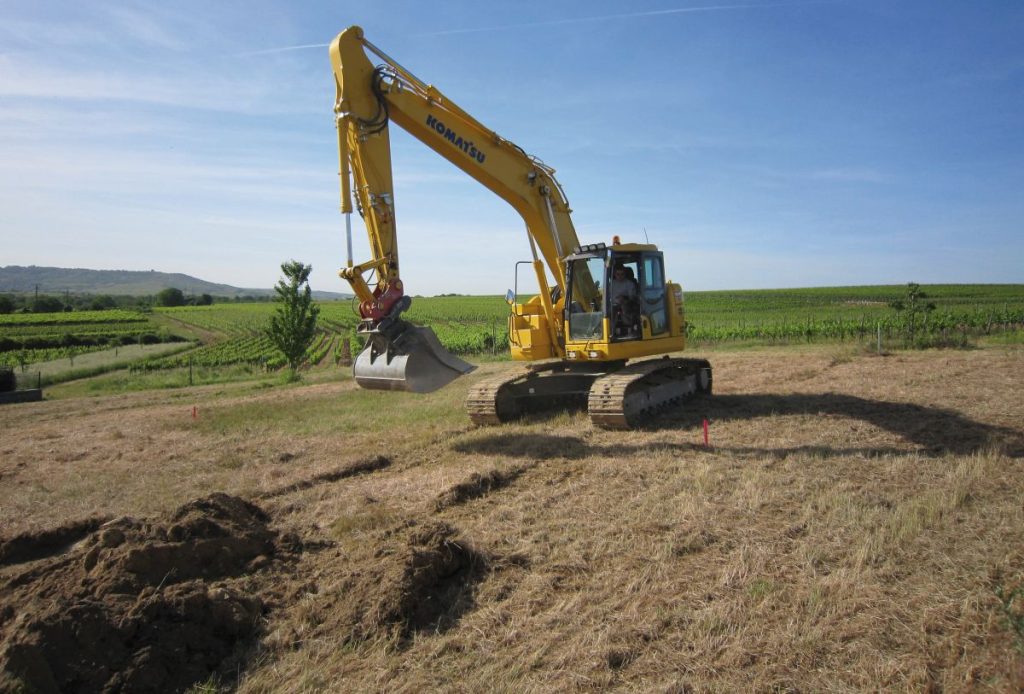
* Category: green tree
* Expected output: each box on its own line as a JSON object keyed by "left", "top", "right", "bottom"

{"left": 32, "top": 295, "right": 64, "bottom": 313}
{"left": 889, "top": 282, "right": 936, "bottom": 345}
{"left": 0, "top": 295, "right": 13, "bottom": 314}
{"left": 156, "top": 287, "right": 186, "bottom": 307}
{"left": 267, "top": 260, "right": 320, "bottom": 376}
{"left": 89, "top": 294, "right": 117, "bottom": 311}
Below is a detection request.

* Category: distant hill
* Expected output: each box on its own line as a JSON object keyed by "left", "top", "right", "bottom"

{"left": 0, "top": 266, "right": 350, "bottom": 300}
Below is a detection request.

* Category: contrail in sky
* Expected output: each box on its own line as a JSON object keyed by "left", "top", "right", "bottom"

{"left": 236, "top": 1, "right": 838, "bottom": 56}
{"left": 233, "top": 42, "right": 328, "bottom": 57}
{"left": 416, "top": 1, "right": 841, "bottom": 37}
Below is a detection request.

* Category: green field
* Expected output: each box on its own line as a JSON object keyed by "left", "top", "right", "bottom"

{"left": 0, "top": 309, "right": 177, "bottom": 352}
{"left": 2, "top": 285, "right": 1022, "bottom": 387}
{"left": 0, "top": 308, "right": 146, "bottom": 327}
{"left": 683, "top": 284, "right": 1024, "bottom": 342}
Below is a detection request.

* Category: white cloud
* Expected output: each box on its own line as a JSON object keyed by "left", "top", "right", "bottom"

{"left": 0, "top": 18, "right": 109, "bottom": 50}
{"left": 100, "top": 4, "right": 190, "bottom": 51}
{"left": 0, "top": 54, "right": 280, "bottom": 112}
{"left": 808, "top": 167, "right": 893, "bottom": 184}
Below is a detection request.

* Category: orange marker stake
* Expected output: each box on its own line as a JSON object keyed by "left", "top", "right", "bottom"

{"left": 702, "top": 418, "right": 709, "bottom": 447}
{"left": 192, "top": 406, "right": 197, "bottom": 419}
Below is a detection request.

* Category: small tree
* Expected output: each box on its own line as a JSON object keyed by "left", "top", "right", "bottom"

{"left": 267, "top": 260, "right": 320, "bottom": 377}
{"left": 889, "top": 282, "right": 936, "bottom": 346}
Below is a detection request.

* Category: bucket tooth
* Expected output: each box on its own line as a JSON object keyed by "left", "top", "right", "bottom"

{"left": 353, "top": 325, "right": 475, "bottom": 393}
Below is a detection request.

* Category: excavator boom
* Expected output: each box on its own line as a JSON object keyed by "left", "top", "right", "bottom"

{"left": 330, "top": 26, "right": 579, "bottom": 391}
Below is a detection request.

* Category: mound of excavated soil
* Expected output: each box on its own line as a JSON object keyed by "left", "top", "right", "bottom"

{"left": 369, "top": 522, "right": 486, "bottom": 637}
{"left": 311, "top": 521, "right": 489, "bottom": 644}
{"left": 0, "top": 493, "right": 295, "bottom": 693}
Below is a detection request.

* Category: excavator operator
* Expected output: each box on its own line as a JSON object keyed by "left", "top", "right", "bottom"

{"left": 610, "top": 264, "right": 640, "bottom": 337}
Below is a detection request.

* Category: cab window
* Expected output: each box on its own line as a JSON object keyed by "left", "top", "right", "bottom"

{"left": 567, "top": 256, "right": 604, "bottom": 341}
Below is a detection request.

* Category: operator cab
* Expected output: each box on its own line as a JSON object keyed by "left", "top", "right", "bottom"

{"left": 565, "top": 242, "right": 669, "bottom": 343}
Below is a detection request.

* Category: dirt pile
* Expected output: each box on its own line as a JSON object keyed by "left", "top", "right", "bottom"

{"left": 0, "top": 493, "right": 296, "bottom": 693}
{"left": 303, "top": 521, "right": 489, "bottom": 644}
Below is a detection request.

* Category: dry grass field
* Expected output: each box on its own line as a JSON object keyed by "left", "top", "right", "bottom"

{"left": 2, "top": 344, "right": 1023, "bottom": 692}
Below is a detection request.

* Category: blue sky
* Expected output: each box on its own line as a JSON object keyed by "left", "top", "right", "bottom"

{"left": 1, "top": 1, "right": 1021, "bottom": 294}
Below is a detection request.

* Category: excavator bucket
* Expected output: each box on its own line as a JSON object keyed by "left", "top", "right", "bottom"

{"left": 353, "top": 325, "right": 476, "bottom": 393}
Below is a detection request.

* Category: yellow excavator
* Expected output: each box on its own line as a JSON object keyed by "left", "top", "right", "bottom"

{"left": 330, "top": 26, "right": 711, "bottom": 429}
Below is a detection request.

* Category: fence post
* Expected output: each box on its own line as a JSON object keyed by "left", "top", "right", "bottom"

{"left": 877, "top": 322, "right": 882, "bottom": 354}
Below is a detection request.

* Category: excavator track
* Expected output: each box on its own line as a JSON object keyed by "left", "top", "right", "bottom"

{"left": 465, "top": 358, "right": 711, "bottom": 429}
{"left": 465, "top": 363, "right": 603, "bottom": 426}
{"left": 465, "top": 372, "right": 523, "bottom": 426}
{"left": 588, "top": 357, "right": 712, "bottom": 430}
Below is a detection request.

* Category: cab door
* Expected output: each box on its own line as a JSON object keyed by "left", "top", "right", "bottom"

{"left": 641, "top": 253, "right": 668, "bottom": 336}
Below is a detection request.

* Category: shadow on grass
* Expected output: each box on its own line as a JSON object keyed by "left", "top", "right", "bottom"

{"left": 454, "top": 393, "right": 1024, "bottom": 460}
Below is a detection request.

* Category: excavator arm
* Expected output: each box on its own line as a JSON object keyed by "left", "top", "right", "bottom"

{"left": 330, "top": 26, "right": 581, "bottom": 384}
